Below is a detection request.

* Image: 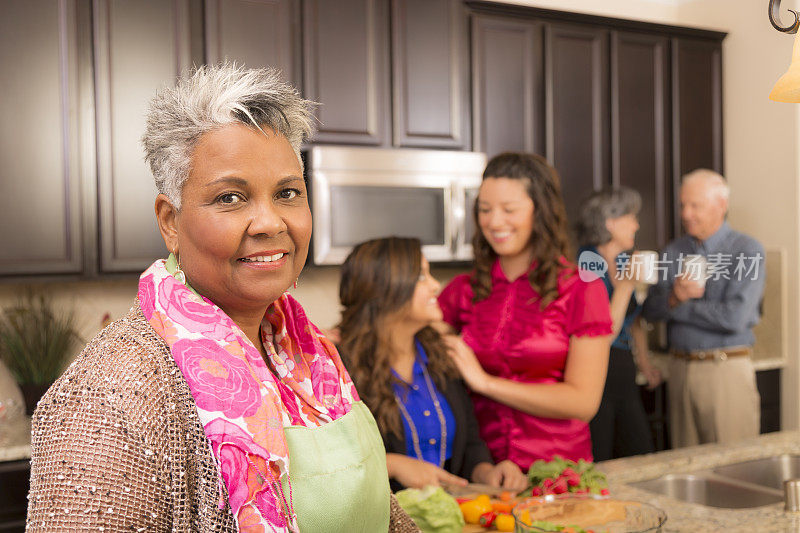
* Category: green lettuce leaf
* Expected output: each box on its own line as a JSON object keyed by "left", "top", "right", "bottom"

{"left": 395, "top": 486, "right": 465, "bottom": 533}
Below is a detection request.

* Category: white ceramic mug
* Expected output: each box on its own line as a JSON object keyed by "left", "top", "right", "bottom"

{"left": 681, "top": 254, "right": 708, "bottom": 288}
{"left": 630, "top": 250, "right": 659, "bottom": 285}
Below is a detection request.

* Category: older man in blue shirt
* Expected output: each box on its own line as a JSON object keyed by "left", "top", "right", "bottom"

{"left": 643, "top": 169, "right": 765, "bottom": 448}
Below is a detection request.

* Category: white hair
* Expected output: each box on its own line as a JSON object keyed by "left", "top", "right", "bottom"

{"left": 681, "top": 168, "right": 730, "bottom": 202}
{"left": 142, "top": 63, "right": 317, "bottom": 209}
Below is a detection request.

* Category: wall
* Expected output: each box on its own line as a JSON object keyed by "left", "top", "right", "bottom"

{"left": 0, "top": 266, "right": 462, "bottom": 367}
{"left": 677, "top": 0, "right": 800, "bottom": 432}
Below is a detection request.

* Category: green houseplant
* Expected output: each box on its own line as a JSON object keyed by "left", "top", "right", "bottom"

{"left": 0, "top": 292, "right": 81, "bottom": 415}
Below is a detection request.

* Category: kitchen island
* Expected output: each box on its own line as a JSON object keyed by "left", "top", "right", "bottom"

{"left": 599, "top": 430, "right": 800, "bottom": 532}
{"left": 7, "top": 420, "right": 800, "bottom": 531}
{"left": 0, "top": 417, "right": 31, "bottom": 530}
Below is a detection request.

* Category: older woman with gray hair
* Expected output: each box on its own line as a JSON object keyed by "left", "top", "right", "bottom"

{"left": 576, "top": 187, "right": 662, "bottom": 462}
{"left": 26, "top": 64, "right": 418, "bottom": 533}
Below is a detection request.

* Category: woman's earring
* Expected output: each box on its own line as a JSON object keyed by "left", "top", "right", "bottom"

{"left": 293, "top": 278, "right": 298, "bottom": 289}
{"left": 174, "top": 251, "right": 187, "bottom": 285}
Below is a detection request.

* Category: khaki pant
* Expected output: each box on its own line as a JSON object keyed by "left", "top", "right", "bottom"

{"left": 667, "top": 356, "right": 760, "bottom": 448}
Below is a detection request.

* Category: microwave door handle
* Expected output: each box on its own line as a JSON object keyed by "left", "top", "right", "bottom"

{"left": 451, "top": 188, "right": 463, "bottom": 257}
{"left": 453, "top": 211, "right": 462, "bottom": 256}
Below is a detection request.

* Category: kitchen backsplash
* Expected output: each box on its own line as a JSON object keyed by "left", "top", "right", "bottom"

{"left": 0, "top": 265, "right": 471, "bottom": 367}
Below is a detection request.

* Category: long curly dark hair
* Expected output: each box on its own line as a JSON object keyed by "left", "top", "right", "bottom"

{"left": 338, "top": 237, "right": 457, "bottom": 438}
{"left": 472, "top": 153, "right": 572, "bottom": 310}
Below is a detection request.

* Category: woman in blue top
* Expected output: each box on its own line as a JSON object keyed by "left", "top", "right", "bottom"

{"left": 337, "top": 237, "right": 527, "bottom": 491}
{"left": 577, "top": 188, "right": 662, "bottom": 461}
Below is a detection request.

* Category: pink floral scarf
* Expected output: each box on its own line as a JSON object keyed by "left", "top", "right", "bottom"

{"left": 138, "top": 259, "right": 358, "bottom": 532}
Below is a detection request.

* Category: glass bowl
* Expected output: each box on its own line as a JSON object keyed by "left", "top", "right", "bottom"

{"left": 512, "top": 493, "right": 667, "bottom": 532}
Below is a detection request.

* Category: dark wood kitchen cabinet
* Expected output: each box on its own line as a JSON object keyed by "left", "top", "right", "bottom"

{"left": 472, "top": 17, "right": 614, "bottom": 229}
{"left": 96, "top": 0, "right": 304, "bottom": 274}
{"left": 205, "top": 0, "right": 301, "bottom": 85}
{"left": 0, "top": 1, "right": 728, "bottom": 278}
{"left": 0, "top": 0, "right": 200, "bottom": 277}
{"left": 303, "top": 0, "right": 391, "bottom": 145}
{"left": 0, "top": 0, "right": 85, "bottom": 276}
{"left": 304, "top": 0, "right": 470, "bottom": 149}
{"left": 611, "top": 31, "right": 671, "bottom": 251}
{"left": 94, "top": 0, "right": 194, "bottom": 272}
{"left": 757, "top": 368, "right": 781, "bottom": 434}
{"left": 391, "top": 0, "right": 470, "bottom": 148}
{"left": 0, "top": 460, "right": 29, "bottom": 530}
{"left": 545, "top": 22, "right": 609, "bottom": 228}
{"left": 670, "top": 36, "right": 723, "bottom": 235}
{"left": 467, "top": 1, "right": 725, "bottom": 249}
{"left": 471, "top": 15, "right": 544, "bottom": 157}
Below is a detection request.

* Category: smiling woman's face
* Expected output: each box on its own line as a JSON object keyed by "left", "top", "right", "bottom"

{"left": 157, "top": 123, "right": 311, "bottom": 317}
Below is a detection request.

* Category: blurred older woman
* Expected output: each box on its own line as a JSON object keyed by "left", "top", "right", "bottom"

{"left": 26, "top": 65, "right": 418, "bottom": 533}
{"left": 576, "top": 187, "right": 662, "bottom": 461}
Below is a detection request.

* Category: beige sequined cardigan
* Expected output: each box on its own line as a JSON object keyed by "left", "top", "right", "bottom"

{"left": 26, "top": 301, "right": 419, "bottom": 532}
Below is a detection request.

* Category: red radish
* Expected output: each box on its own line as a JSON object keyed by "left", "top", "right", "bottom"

{"left": 552, "top": 478, "right": 568, "bottom": 494}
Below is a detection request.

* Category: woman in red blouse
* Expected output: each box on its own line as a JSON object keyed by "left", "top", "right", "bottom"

{"left": 438, "top": 152, "right": 613, "bottom": 469}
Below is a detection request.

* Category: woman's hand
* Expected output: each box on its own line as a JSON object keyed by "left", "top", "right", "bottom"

{"left": 462, "top": 335, "right": 609, "bottom": 421}
{"left": 385, "top": 453, "right": 468, "bottom": 489}
{"left": 431, "top": 321, "right": 456, "bottom": 336}
{"left": 442, "top": 335, "right": 492, "bottom": 395}
{"left": 471, "top": 461, "right": 528, "bottom": 491}
{"left": 637, "top": 359, "right": 663, "bottom": 389}
{"left": 630, "top": 317, "right": 661, "bottom": 390}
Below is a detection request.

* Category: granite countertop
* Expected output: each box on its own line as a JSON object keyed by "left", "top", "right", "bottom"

{"left": 599, "top": 430, "right": 800, "bottom": 532}
{"left": 5, "top": 412, "right": 799, "bottom": 531}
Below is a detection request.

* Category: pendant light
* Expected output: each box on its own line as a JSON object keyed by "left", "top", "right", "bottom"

{"left": 769, "top": 0, "right": 800, "bottom": 102}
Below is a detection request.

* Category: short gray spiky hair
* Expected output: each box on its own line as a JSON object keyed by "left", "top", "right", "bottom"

{"left": 142, "top": 63, "right": 316, "bottom": 209}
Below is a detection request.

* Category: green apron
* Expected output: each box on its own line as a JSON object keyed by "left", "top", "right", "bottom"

{"left": 165, "top": 256, "right": 390, "bottom": 530}
{"left": 281, "top": 401, "right": 391, "bottom": 532}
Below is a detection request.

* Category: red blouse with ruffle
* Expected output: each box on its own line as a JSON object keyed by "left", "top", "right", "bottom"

{"left": 438, "top": 258, "right": 612, "bottom": 470}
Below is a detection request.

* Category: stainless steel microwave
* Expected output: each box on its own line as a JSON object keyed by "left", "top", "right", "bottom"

{"left": 308, "top": 146, "right": 486, "bottom": 265}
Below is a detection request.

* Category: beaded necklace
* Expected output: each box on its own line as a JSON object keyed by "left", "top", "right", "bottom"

{"left": 395, "top": 359, "right": 448, "bottom": 468}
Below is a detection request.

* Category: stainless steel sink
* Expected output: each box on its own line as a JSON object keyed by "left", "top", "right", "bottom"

{"left": 712, "top": 454, "right": 800, "bottom": 490}
{"left": 629, "top": 473, "right": 784, "bottom": 508}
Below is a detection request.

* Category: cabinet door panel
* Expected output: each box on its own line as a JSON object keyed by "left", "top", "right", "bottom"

{"left": 0, "top": 460, "right": 30, "bottom": 527}
{"left": 0, "top": 0, "right": 83, "bottom": 275}
{"left": 671, "top": 37, "right": 723, "bottom": 235}
{"left": 392, "top": 0, "right": 469, "bottom": 148}
{"left": 672, "top": 38, "right": 723, "bottom": 175}
{"left": 95, "top": 0, "right": 191, "bottom": 272}
{"left": 545, "top": 23, "right": 609, "bottom": 229}
{"left": 611, "top": 31, "right": 670, "bottom": 250}
{"left": 205, "top": 0, "right": 299, "bottom": 84}
{"left": 757, "top": 369, "right": 781, "bottom": 434}
{"left": 471, "top": 16, "right": 543, "bottom": 158}
{"left": 303, "top": 0, "right": 390, "bottom": 145}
